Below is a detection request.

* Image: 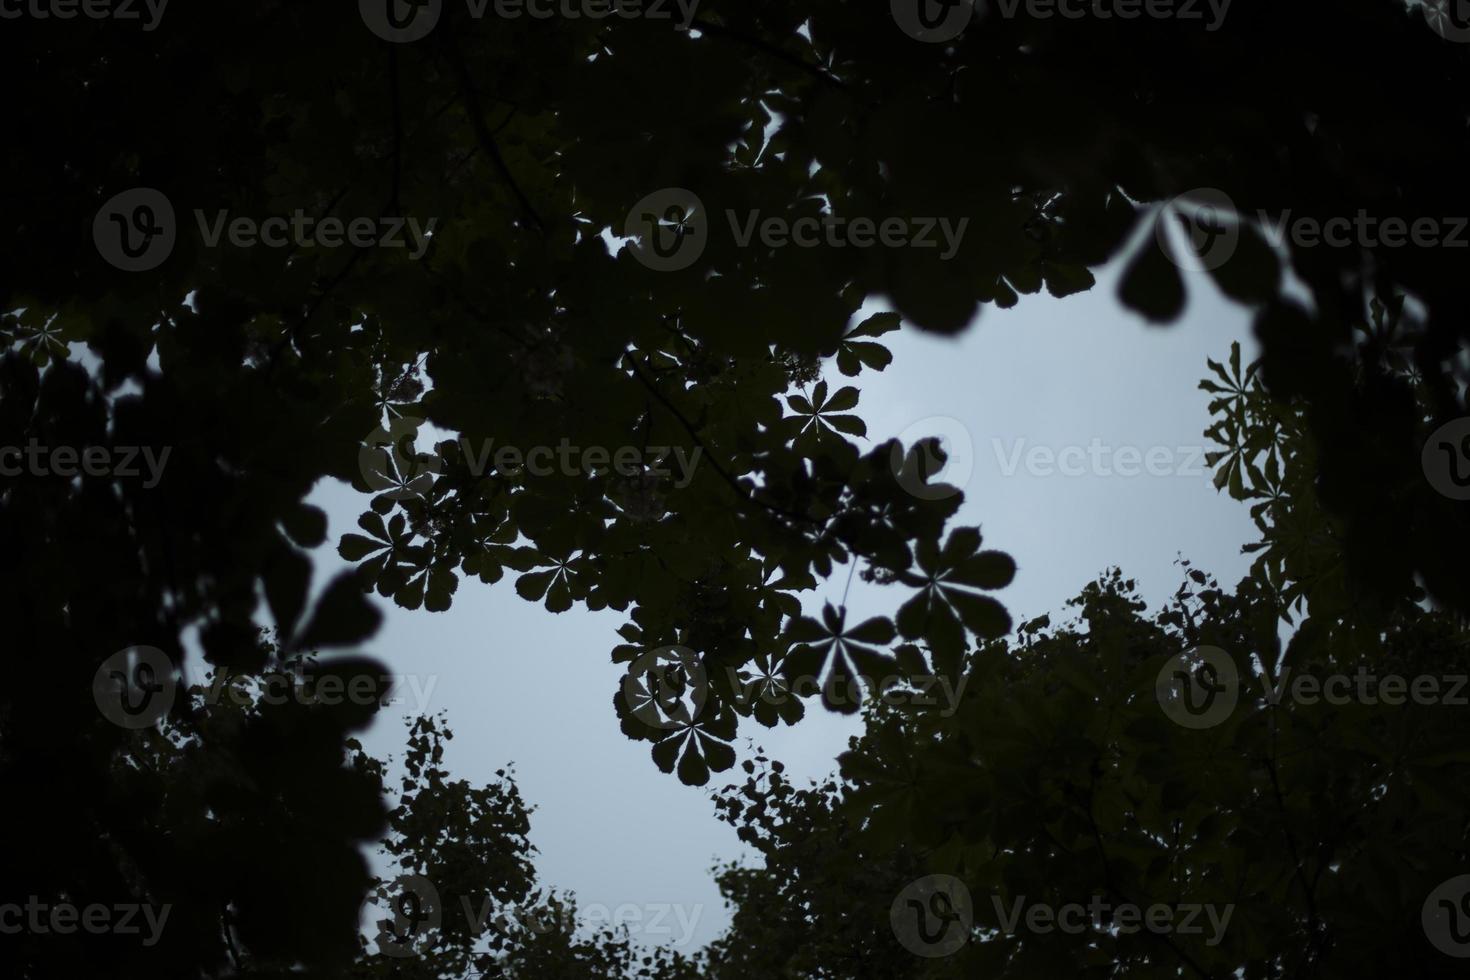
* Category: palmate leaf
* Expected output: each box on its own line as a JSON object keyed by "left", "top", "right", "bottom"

{"left": 784, "top": 381, "right": 867, "bottom": 455}
{"left": 392, "top": 563, "right": 460, "bottom": 613}
{"left": 896, "top": 528, "right": 1014, "bottom": 677}
{"left": 647, "top": 700, "right": 739, "bottom": 787}
{"left": 513, "top": 550, "right": 596, "bottom": 614}
{"left": 781, "top": 602, "right": 897, "bottom": 714}
{"left": 835, "top": 311, "right": 898, "bottom": 377}
{"left": 729, "top": 649, "right": 808, "bottom": 728}
{"left": 1117, "top": 219, "right": 1186, "bottom": 325}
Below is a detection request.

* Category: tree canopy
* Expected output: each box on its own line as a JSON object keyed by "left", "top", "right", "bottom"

{"left": 3, "top": 1, "right": 1470, "bottom": 976}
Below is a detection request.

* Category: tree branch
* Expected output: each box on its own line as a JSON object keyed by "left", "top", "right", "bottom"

{"left": 442, "top": 40, "right": 545, "bottom": 235}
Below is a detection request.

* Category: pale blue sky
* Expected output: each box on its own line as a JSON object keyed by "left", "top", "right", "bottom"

{"left": 306, "top": 249, "right": 1262, "bottom": 951}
